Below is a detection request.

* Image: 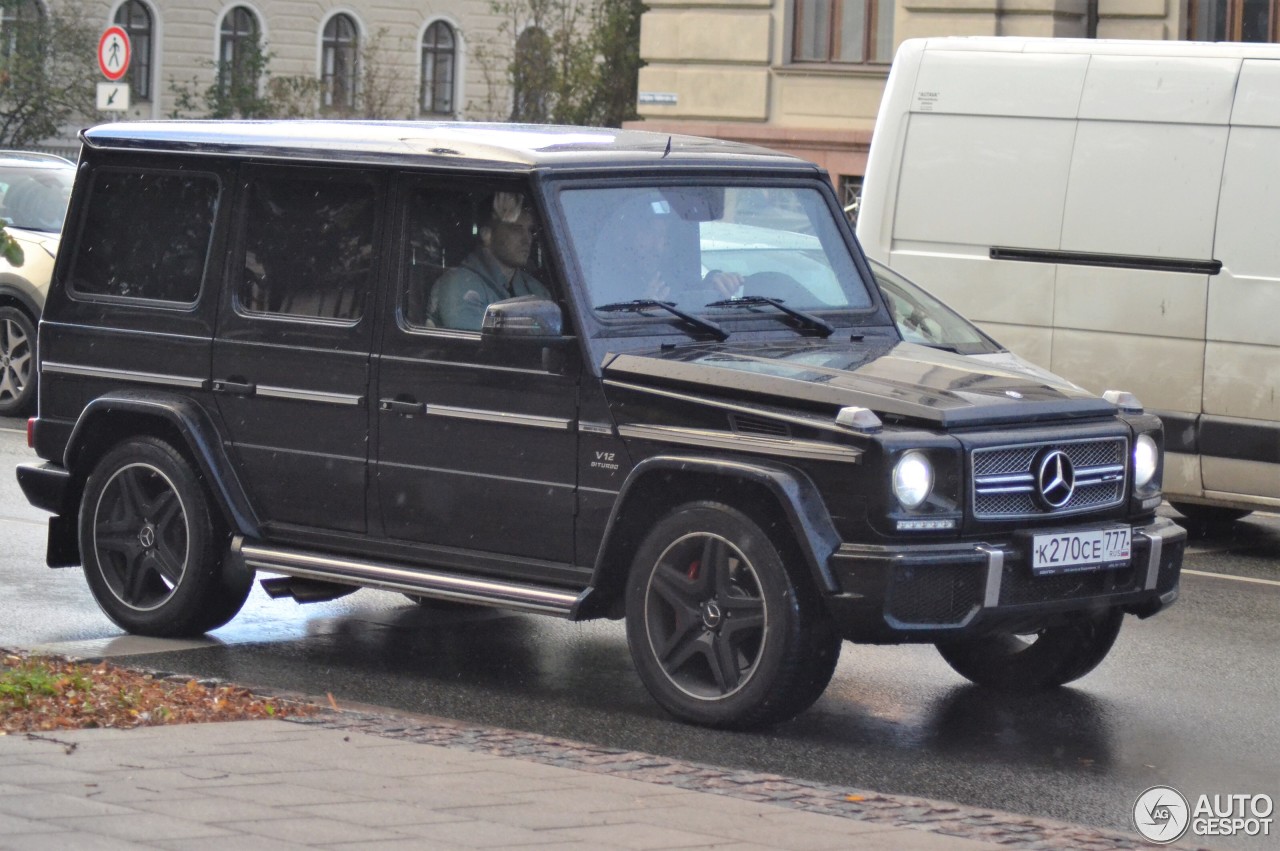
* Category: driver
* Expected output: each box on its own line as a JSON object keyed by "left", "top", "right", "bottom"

{"left": 431, "top": 192, "right": 549, "bottom": 330}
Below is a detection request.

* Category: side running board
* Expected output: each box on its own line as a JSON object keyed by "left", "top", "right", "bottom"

{"left": 231, "top": 537, "right": 583, "bottom": 618}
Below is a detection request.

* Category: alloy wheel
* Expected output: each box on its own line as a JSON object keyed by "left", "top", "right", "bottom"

{"left": 92, "top": 462, "right": 191, "bottom": 611}
{"left": 0, "top": 314, "right": 31, "bottom": 406}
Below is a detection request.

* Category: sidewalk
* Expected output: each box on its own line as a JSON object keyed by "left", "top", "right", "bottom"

{"left": 0, "top": 708, "right": 1183, "bottom": 851}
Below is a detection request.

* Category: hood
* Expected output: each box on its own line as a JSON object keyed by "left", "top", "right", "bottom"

{"left": 602, "top": 339, "right": 1115, "bottom": 428}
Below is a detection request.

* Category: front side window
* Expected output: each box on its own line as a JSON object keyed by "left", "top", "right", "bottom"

{"left": 237, "top": 171, "right": 377, "bottom": 322}
{"left": 1188, "top": 0, "right": 1276, "bottom": 41}
{"left": 68, "top": 170, "right": 219, "bottom": 304}
{"left": 792, "top": 0, "right": 894, "bottom": 64}
{"left": 114, "top": 0, "right": 153, "bottom": 101}
{"left": 420, "top": 21, "right": 455, "bottom": 115}
{"left": 219, "top": 6, "right": 261, "bottom": 95}
{"left": 322, "top": 13, "right": 358, "bottom": 111}
{"left": 560, "top": 184, "right": 873, "bottom": 330}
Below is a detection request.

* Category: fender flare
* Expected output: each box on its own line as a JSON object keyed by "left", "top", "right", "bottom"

{"left": 64, "top": 390, "right": 260, "bottom": 538}
{"left": 575, "top": 454, "right": 842, "bottom": 619}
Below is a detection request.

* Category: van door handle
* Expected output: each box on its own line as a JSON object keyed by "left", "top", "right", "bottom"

{"left": 213, "top": 379, "right": 256, "bottom": 396}
{"left": 379, "top": 398, "right": 425, "bottom": 415}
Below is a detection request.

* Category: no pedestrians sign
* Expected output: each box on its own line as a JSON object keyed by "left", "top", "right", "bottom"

{"left": 98, "top": 26, "right": 131, "bottom": 81}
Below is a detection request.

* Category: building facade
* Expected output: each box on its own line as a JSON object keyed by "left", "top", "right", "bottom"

{"left": 11, "top": 0, "right": 528, "bottom": 128}
{"left": 629, "top": 0, "right": 1267, "bottom": 205}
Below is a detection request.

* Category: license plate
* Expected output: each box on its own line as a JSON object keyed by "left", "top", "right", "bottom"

{"left": 1031, "top": 527, "right": 1131, "bottom": 576}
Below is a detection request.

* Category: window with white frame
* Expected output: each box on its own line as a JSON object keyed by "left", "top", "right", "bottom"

{"left": 219, "top": 6, "right": 261, "bottom": 96}
{"left": 0, "top": 0, "right": 42, "bottom": 63}
{"left": 322, "top": 13, "right": 358, "bottom": 111}
{"left": 114, "top": 0, "right": 154, "bottom": 101}
{"left": 420, "top": 21, "right": 456, "bottom": 115}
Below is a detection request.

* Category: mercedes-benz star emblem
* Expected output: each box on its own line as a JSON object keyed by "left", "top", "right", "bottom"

{"left": 1036, "top": 449, "right": 1075, "bottom": 509}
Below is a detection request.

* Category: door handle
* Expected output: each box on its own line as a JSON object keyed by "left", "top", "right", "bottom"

{"left": 213, "top": 378, "right": 256, "bottom": 396}
{"left": 379, "top": 398, "right": 425, "bottom": 415}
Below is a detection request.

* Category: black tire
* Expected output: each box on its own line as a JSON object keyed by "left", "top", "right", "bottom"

{"left": 625, "top": 502, "right": 841, "bottom": 729}
{"left": 0, "top": 305, "right": 37, "bottom": 417}
{"left": 935, "top": 607, "right": 1124, "bottom": 692}
{"left": 1169, "top": 501, "right": 1250, "bottom": 526}
{"left": 79, "top": 437, "right": 252, "bottom": 637}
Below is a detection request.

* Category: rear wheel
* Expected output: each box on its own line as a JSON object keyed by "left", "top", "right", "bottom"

{"left": 935, "top": 607, "right": 1124, "bottom": 692}
{"left": 1169, "top": 501, "right": 1250, "bottom": 527}
{"left": 625, "top": 502, "right": 841, "bottom": 729}
{"left": 0, "top": 305, "right": 36, "bottom": 416}
{"left": 79, "top": 437, "right": 252, "bottom": 637}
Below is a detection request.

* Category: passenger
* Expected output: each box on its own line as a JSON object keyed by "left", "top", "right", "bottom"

{"left": 431, "top": 192, "right": 549, "bottom": 330}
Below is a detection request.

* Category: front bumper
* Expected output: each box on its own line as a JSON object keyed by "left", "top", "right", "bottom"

{"left": 826, "top": 516, "right": 1186, "bottom": 643}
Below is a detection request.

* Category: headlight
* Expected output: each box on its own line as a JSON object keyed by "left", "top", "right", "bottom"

{"left": 892, "top": 451, "right": 933, "bottom": 509}
{"left": 1134, "top": 433, "right": 1158, "bottom": 488}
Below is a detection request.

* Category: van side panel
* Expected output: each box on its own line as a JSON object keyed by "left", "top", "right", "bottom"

{"left": 1203, "top": 60, "right": 1280, "bottom": 500}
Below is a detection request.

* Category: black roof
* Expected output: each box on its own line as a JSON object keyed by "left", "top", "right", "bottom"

{"left": 81, "top": 121, "right": 816, "bottom": 174}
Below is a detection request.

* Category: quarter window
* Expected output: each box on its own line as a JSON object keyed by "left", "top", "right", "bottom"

{"left": 113, "top": 0, "right": 153, "bottom": 101}
{"left": 792, "top": 0, "right": 894, "bottom": 64}
{"left": 420, "top": 21, "right": 456, "bottom": 115}
{"left": 68, "top": 171, "right": 219, "bottom": 304}
{"left": 1188, "top": 0, "right": 1277, "bottom": 41}
{"left": 237, "top": 171, "right": 377, "bottom": 322}
{"left": 219, "top": 6, "right": 261, "bottom": 95}
{"left": 322, "top": 13, "right": 358, "bottom": 111}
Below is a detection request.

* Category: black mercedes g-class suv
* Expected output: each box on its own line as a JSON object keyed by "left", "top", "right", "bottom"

{"left": 17, "top": 122, "right": 1185, "bottom": 729}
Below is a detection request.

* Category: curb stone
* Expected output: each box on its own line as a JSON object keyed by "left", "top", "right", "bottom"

{"left": 285, "top": 709, "right": 1214, "bottom": 851}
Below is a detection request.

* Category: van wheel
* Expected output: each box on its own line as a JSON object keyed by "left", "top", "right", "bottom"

{"left": 625, "top": 502, "right": 841, "bottom": 729}
{"left": 0, "top": 305, "right": 36, "bottom": 417}
{"left": 935, "top": 608, "right": 1123, "bottom": 692}
{"left": 1169, "top": 501, "right": 1250, "bottom": 526}
{"left": 79, "top": 437, "right": 252, "bottom": 637}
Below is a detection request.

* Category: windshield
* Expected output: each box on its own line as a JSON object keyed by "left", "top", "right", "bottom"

{"left": 870, "top": 260, "right": 1001, "bottom": 355}
{"left": 0, "top": 163, "right": 74, "bottom": 233}
{"left": 560, "top": 185, "right": 874, "bottom": 328}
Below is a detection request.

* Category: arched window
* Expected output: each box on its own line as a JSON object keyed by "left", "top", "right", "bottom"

{"left": 420, "top": 21, "right": 455, "bottom": 115}
{"left": 219, "top": 6, "right": 260, "bottom": 96}
{"left": 114, "top": 0, "right": 153, "bottom": 101}
{"left": 0, "top": 0, "right": 43, "bottom": 63}
{"left": 322, "top": 13, "right": 358, "bottom": 110}
{"left": 510, "top": 27, "right": 552, "bottom": 123}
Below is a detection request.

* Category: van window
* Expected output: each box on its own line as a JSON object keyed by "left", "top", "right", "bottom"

{"left": 68, "top": 170, "right": 219, "bottom": 304}
{"left": 237, "top": 170, "right": 377, "bottom": 322}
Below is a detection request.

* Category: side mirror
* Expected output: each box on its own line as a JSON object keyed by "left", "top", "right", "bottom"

{"left": 481, "top": 295, "right": 565, "bottom": 342}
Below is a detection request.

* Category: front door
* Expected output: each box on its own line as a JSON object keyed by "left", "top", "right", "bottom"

{"left": 374, "top": 179, "right": 580, "bottom": 579}
{"left": 212, "top": 165, "right": 384, "bottom": 535}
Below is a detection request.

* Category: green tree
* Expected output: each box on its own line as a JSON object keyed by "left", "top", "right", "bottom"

{"left": 0, "top": 0, "right": 97, "bottom": 149}
{"left": 480, "top": 0, "right": 643, "bottom": 127}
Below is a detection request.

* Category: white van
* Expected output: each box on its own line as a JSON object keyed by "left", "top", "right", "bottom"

{"left": 858, "top": 36, "right": 1280, "bottom": 524}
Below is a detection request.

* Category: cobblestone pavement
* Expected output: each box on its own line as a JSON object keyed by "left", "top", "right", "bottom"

{"left": 296, "top": 708, "right": 1214, "bottom": 851}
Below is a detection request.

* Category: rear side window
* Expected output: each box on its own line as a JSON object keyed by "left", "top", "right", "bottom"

{"left": 68, "top": 170, "right": 219, "bottom": 304}
{"left": 236, "top": 170, "right": 378, "bottom": 322}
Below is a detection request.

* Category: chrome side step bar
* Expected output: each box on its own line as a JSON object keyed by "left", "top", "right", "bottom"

{"left": 231, "top": 538, "right": 582, "bottom": 618}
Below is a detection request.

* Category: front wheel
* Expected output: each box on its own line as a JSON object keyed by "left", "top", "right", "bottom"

{"left": 935, "top": 608, "right": 1124, "bottom": 692}
{"left": 625, "top": 502, "right": 841, "bottom": 729}
{"left": 79, "top": 437, "right": 252, "bottom": 637}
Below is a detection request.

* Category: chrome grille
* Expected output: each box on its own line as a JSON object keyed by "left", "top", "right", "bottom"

{"left": 972, "top": 437, "right": 1127, "bottom": 520}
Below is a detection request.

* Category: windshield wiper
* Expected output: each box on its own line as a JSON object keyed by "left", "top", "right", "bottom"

{"left": 595, "top": 299, "right": 728, "bottom": 342}
{"left": 704, "top": 296, "right": 834, "bottom": 338}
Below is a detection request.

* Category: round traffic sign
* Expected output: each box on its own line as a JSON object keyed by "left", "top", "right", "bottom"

{"left": 98, "top": 26, "right": 131, "bottom": 82}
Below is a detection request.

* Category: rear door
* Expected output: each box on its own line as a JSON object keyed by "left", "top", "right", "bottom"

{"left": 212, "top": 164, "right": 384, "bottom": 535}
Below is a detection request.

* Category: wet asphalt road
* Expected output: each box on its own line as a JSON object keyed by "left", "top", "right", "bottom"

{"left": 2, "top": 415, "right": 1277, "bottom": 848}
